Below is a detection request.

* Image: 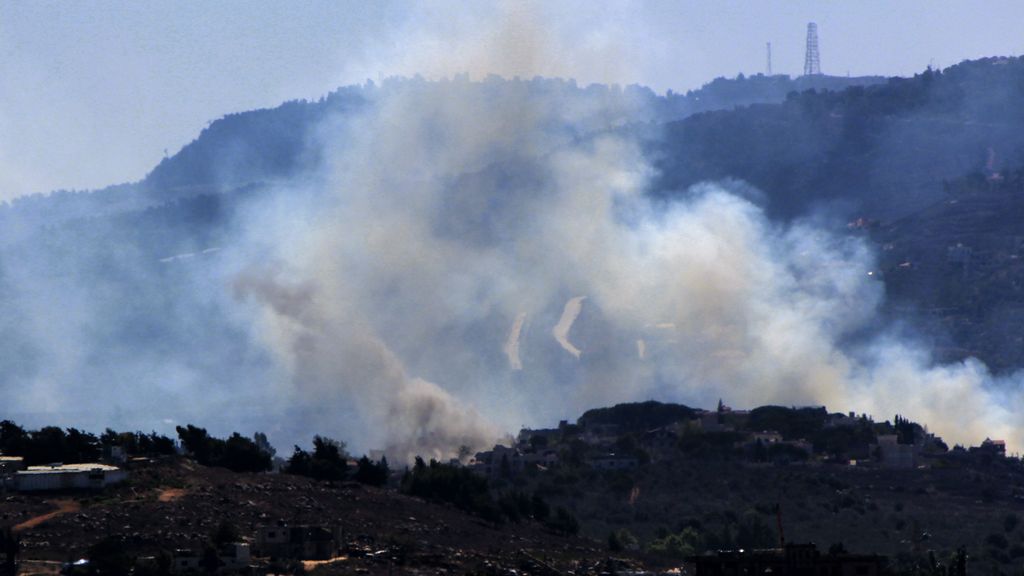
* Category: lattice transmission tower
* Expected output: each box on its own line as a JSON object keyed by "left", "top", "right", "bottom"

{"left": 803, "top": 22, "right": 821, "bottom": 76}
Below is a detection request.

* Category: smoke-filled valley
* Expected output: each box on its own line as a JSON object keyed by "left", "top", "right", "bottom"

{"left": 4, "top": 60, "right": 1024, "bottom": 461}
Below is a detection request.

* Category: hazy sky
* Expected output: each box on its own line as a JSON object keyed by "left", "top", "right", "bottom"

{"left": 1, "top": 0, "right": 1022, "bottom": 200}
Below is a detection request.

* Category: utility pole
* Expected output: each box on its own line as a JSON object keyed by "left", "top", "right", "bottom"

{"left": 767, "top": 42, "right": 773, "bottom": 75}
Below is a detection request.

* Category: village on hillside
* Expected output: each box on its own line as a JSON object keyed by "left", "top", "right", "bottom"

{"left": 468, "top": 401, "right": 1011, "bottom": 480}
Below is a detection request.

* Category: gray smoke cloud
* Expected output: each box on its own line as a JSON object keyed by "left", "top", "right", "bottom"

{"left": 2, "top": 7, "right": 1022, "bottom": 460}
{"left": 2, "top": 74, "right": 1022, "bottom": 460}
{"left": 217, "top": 74, "right": 1023, "bottom": 459}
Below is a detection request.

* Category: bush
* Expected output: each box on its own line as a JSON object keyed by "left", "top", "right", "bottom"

{"left": 986, "top": 532, "right": 1009, "bottom": 550}
{"left": 546, "top": 507, "right": 580, "bottom": 535}
{"left": 1004, "top": 512, "right": 1019, "bottom": 533}
{"left": 87, "top": 536, "right": 133, "bottom": 575}
{"left": 648, "top": 527, "right": 703, "bottom": 558}
{"left": 531, "top": 493, "right": 550, "bottom": 521}
{"left": 284, "top": 436, "right": 347, "bottom": 481}
{"left": 353, "top": 456, "right": 389, "bottom": 486}
{"left": 607, "top": 529, "right": 638, "bottom": 552}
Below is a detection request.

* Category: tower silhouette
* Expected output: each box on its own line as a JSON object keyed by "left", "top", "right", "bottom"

{"left": 767, "top": 42, "right": 773, "bottom": 75}
{"left": 803, "top": 22, "right": 821, "bottom": 76}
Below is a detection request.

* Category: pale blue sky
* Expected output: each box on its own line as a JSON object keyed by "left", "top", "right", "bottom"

{"left": 1, "top": 0, "right": 1021, "bottom": 200}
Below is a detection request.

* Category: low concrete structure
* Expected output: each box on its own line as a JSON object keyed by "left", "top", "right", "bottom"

{"left": 0, "top": 456, "right": 24, "bottom": 475}
{"left": 254, "top": 522, "right": 343, "bottom": 560}
{"left": 11, "top": 463, "right": 127, "bottom": 492}
{"left": 871, "top": 435, "right": 918, "bottom": 469}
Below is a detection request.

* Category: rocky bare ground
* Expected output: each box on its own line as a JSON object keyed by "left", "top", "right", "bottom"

{"left": 1, "top": 458, "right": 658, "bottom": 575}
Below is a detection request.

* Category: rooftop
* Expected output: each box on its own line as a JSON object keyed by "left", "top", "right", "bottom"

{"left": 19, "top": 463, "right": 121, "bottom": 474}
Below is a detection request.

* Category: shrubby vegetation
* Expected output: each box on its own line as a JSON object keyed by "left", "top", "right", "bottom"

{"left": 400, "top": 457, "right": 567, "bottom": 530}
{"left": 401, "top": 457, "right": 502, "bottom": 521}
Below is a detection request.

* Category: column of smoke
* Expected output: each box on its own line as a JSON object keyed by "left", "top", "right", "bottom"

{"left": 228, "top": 75, "right": 1023, "bottom": 462}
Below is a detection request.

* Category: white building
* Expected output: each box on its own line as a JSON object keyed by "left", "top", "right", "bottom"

{"left": 0, "top": 456, "right": 24, "bottom": 475}
{"left": 13, "top": 463, "right": 128, "bottom": 492}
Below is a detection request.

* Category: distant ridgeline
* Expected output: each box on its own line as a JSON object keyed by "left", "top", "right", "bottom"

{"left": 648, "top": 56, "right": 1024, "bottom": 221}
{"left": 0, "top": 72, "right": 882, "bottom": 240}
{"left": 6, "top": 58, "right": 1024, "bottom": 240}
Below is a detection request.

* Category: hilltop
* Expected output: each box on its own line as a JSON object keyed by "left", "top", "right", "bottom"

{"left": 470, "top": 400, "right": 1023, "bottom": 574}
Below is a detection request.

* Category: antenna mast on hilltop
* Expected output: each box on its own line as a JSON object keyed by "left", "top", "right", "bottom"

{"left": 803, "top": 22, "right": 821, "bottom": 76}
{"left": 766, "top": 42, "right": 773, "bottom": 75}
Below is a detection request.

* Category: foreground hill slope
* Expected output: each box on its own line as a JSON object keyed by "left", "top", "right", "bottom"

{"left": 2, "top": 458, "right": 618, "bottom": 575}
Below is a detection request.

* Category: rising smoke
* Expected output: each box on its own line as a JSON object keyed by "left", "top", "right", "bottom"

{"left": 222, "top": 74, "right": 1023, "bottom": 460}
{"left": 1, "top": 8, "right": 1022, "bottom": 461}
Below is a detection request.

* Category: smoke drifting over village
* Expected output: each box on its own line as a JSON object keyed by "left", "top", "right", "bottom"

{"left": 219, "top": 72, "right": 1020, "bottom": 460}
{"left": 2, "top": 7, "right": 1024, "bottom": 463}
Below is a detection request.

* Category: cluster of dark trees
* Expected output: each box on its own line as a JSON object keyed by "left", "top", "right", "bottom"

{"left": 174, "top": 425, "right": 273, "bottom": 473}
{"left": 400, "top": 457, "right": 577, "bottom": 534}
{"left": 0, "top": 420, "right": 176, "bottom": 466}
{"left": 283, "top": 435, "right": 389, "bottom": 486}
{"left": 283, "top": 435, "right": 347, "bottom": 481}
{"left": 578, "top": 400, "right": 697, "bottom": 433}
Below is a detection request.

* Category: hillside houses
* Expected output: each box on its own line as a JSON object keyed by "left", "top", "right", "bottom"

{"left": 465, "top": 401, "right": 1014, "bottom": 477}
{"left": 470, "top": 444, "right": 559, "bottom": 478}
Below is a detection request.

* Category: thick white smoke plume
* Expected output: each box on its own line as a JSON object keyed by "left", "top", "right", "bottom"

{"left": 2, "top": 9, "right": 1020, "bottom": 457}
{"left": 221, "top": 76, "right": 1022, "bottom": 460}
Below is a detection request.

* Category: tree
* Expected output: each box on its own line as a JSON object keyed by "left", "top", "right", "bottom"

{"left": 64, "top": 428, "right": 100, "bottom": 463}
{"left": 354, "top": 456, "right": 389, "bottom": 486}
{"left": 0, "top": 421, "right": 27, "bottom": 456}
{"left": 176, "top": 425, "right": 216, "bottom": 464}
{"left": 531, "top": 493, "right": 550, "bottom": 521}
{"left": 1004, "top": 512, "right": 1018, "bottom": 533}
{"left": 283, "top": 436, "right": 347, "bottom": 481}
{"left": 211, "top": 521, "right": 240, "bottom": 546}
{"left": 221, "top": 433, "right": 272, "bottom": 473}
{"left": 87, "top": 536, "right": 133, "bottom": 575}
{"left": 401, "top": 458, "right": 500, "bottom": 521}
{"left": 546, "top": 507, "right": 580, "bottom": 535}
{"left": 175, "top": 425, "right": 270, "bottom": 472}
{"left": 285, "top": 446, "right": 313, "bottom": 476}
{"left": 608, "top": 529, "right": 638, "bottom": 552}
{"left": 0, "top": 527, "right": 19, "bottom": 575}
{"left": 253, "top": 432, "right": 276, "bottom": 459}
{"left": 649, "top": 527, "right": 704, "bottom": 558}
